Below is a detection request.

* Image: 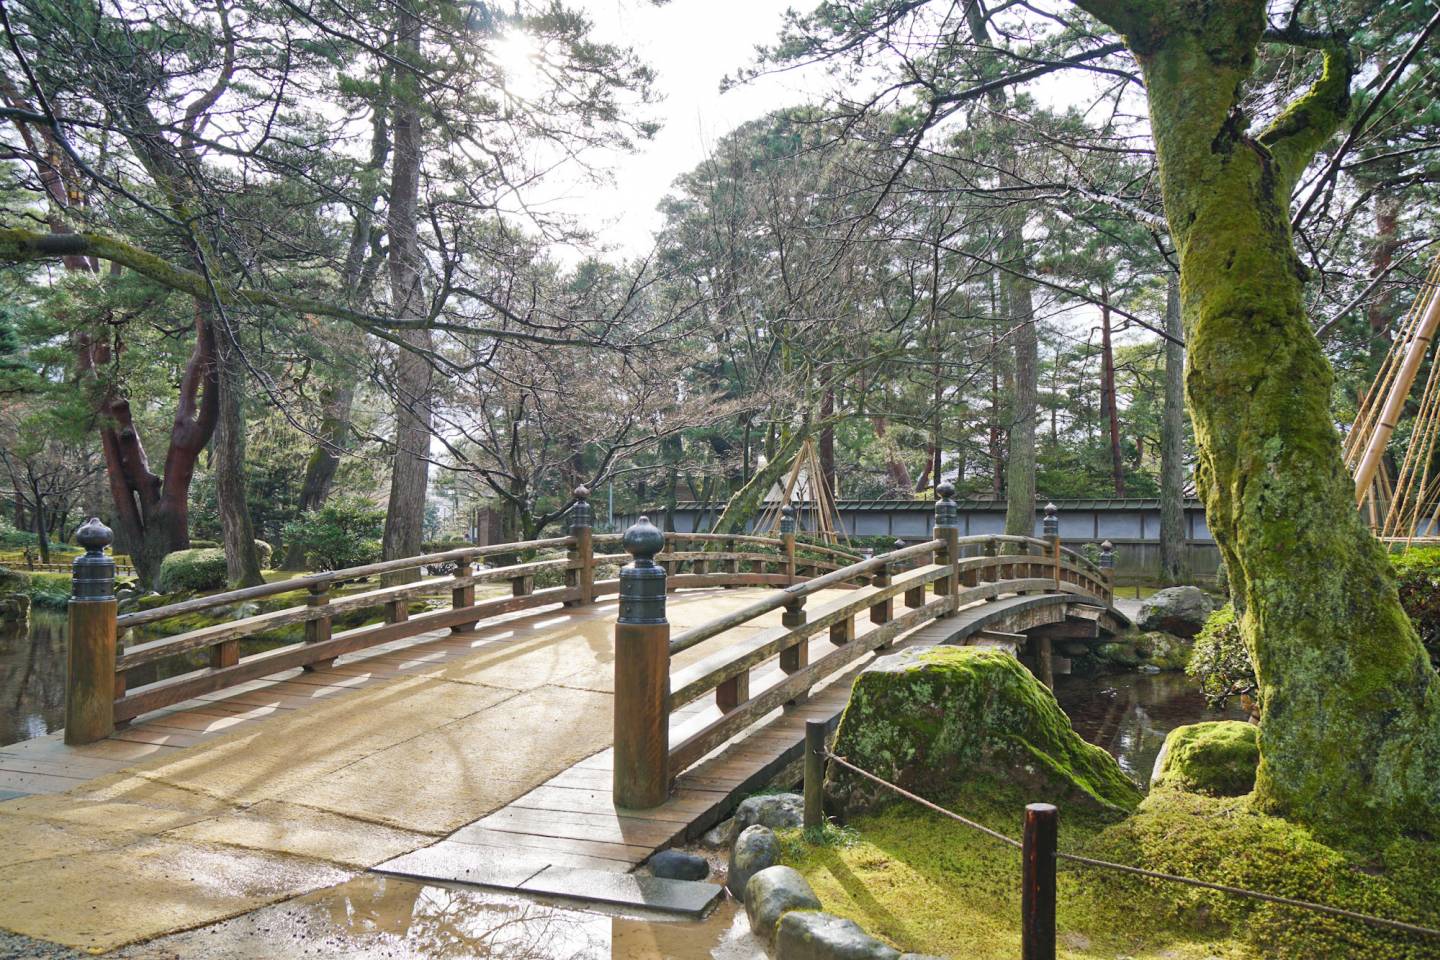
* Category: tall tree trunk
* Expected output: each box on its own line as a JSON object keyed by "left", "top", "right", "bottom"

{"left": 989, "top": 282, "right": 1006, "bottom": 499}
{"left": 1158, "top": 274, "right": 1186, "bottom": 584}
{"left": 819, "top": 387, "right": 836, "bottom": 500}
{"left": 1003, "top": 253, "right": 1037, "bottom": 539}
{"left": 1080, "top": 0, "right": 1440, "bottom": 833}
{"left": 1100, "top": 295, "right": 1125, "bottom": 496}
{"left": 282, "top": 383, "right": 355, "bottom": 568}
{"left": 380, "top": 2, "right": 435, "bottom": 579}
{"left": 212, "top": 310, "right": 264, "bottom": 586}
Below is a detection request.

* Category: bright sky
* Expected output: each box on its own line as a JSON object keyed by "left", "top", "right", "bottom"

{"left": 549, "top": 0, "right": 824, "bottom": 257}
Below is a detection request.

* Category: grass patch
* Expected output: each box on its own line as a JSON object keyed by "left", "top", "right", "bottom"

{"left": 782, "top": 782, "right": 1440, "bottom": 960}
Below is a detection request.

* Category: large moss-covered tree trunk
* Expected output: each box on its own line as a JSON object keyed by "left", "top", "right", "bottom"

{"left": 1077, "top": 0, "right": 1440, "bottom": 834}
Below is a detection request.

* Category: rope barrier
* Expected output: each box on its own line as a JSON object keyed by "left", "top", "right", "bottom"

{"left": 821, "top": 750, "right": 1440, "bottom": 942}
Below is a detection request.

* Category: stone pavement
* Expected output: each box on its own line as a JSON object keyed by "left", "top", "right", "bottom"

{"left": 0, "top": 588, "right": 809, "bottom": 954}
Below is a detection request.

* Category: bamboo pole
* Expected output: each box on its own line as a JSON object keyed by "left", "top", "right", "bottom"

{"left": 1354, "top": 274, "right": 1440, "bottom": 504}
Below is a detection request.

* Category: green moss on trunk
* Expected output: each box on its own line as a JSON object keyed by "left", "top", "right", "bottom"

{"left": 1082, "top": 0, "right": 1440, "bottom": 837}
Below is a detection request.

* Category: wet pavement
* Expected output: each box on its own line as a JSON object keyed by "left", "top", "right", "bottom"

{"left": 107, "top": 875, "right": 764, "bottom": 960}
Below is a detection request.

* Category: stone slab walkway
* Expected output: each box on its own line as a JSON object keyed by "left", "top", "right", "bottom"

{"left": 0, "top": 588, "right": 795, "bottom": 953}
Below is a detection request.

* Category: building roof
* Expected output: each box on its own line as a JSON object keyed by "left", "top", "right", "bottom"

{"left": 667, "top": 497, "right": 1203, "bottom": 512}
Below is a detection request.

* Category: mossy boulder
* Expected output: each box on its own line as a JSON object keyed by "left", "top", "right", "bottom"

{"left": 1093, "top": 640, "right": 1143, "bottom": 668}
{"left": 1134, "top": 630, "right": 1192, "bottom": 671}
{"left": 1135, "top": 585, "right": 1217, "bottom": 638}
{"left": 1151, "top": 720, "right": 1259, "bottom": 797}
{"left": 825, "top": 647, "right": 1142, "bottom": 819}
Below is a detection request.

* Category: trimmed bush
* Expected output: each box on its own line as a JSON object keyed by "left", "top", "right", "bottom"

{"left": 158, "top": 548, "right": 229, "bottom": 593}
{"left": 281, "top": 496, "right": 385, "bottom": 572}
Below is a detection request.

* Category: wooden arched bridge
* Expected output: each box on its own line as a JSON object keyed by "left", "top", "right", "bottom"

{"left": 0, "top": 488, "right": 1129, "bottom": 952}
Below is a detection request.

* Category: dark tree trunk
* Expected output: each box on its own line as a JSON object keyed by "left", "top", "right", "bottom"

{"left": 282, "top": 383, "right": 355, "bottom": 568}
{"left": 1003, "top": 254, "right": 1037, "bottom": 538}
{"left": 1100, "top": 296, "right": 1125, "bottom": 496}
{"left": 380, "top": 2, "right": 435, "bottom": 579}
{"left": 1159, "top": 274, "right": 1186, "bottom": 584}
{"left": 213, "top": 311, "right": 264, "bottom": 586}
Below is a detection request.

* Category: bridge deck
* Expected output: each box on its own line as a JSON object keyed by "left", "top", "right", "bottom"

{"left": 0, "top": 583, "right": 1120, "bottom": 952}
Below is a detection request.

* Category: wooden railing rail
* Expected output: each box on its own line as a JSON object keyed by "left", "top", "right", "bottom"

{"left": 55, "top": 486, "right": 1119, "bottom": 757}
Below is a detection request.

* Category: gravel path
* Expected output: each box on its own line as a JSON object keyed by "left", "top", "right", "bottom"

{"left": 0, "top": 929, "right": 88, "bottom": 960}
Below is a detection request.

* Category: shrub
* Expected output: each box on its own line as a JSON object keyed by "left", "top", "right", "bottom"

{"left": 1189, "top": 550, "right": 1440, "bottom": 713}
{"left": 158, "top": 548, "right": 228, "bottom": 592}
{"left": 1186, "top": 603, "right": 1255, "bottom": 711}
{"left": 253, "top": 539, "right": 273, "bottom": 568}
{"left": 0, "top": 516, "right": 37, "bottom": 549}
{"left": 282, "top": 496, "right": 385, "bottom": 572}
{"left": 1389, "top": 546, "right": 1440, "bottom": 663}
{"left": 189, "top": 539, "right": 220, "bottom": 549}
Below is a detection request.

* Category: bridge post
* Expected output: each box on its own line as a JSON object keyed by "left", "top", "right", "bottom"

{"left": 780, "top": 504, "right": 797, "bottom": 585}
{"left": 302, "top": 579, "right": 335, "bottom": 670}
{"left": 614, "top": 516, "right": 670, "bottom": 809}
{"left": 1099, "top": 540, "right": 1116, "bottom": 604}
{"left": 982, "top": 536, "right": 999, "bottom": 594}
{"left": 1044, "top": 503, "right": 1060, "bottom": 592}
{"left": 933, "top": 482, "right": 960, "bottom": 617}
{"left": 66, "top": 518, "right": 116, "bottom": 745}
{"left": 565, "top": 486, "right": 594, "bottom": 607}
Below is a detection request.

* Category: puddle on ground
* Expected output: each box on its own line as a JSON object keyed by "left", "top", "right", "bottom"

{"left": 110, "top": 874, "right": 765, "bottom": 960}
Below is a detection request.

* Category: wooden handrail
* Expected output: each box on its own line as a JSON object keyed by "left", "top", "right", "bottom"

{"left": 115, "top": 557, "right": 574, "bottom": 670}
{"left": 668, "top": 539, "right": 942, "bottom": 655}
{"left": 116, "top": 537, "right": 572, "bottom": 630}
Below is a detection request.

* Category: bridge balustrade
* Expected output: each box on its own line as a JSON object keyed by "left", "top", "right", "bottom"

{"left": 55, "top": 489, "right": 1118, "bottom": 788}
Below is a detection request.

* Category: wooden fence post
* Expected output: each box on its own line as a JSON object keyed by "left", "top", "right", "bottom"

{"left": 1099, "top": 540, "right": 1115, "bottom": 604}
{"left": 1044, "top": 503, "right": 1060, "bottom": 590}
{"left": 565, "top": 486, "right": 594, "bottom": 607}
{"left": 781, "top": 504, "right": 797, "bottom": 584}
{"left": 614, "top": 516, "right": 670, "bottom": 809}
{"left": 1022, "top": 802, "right": 1058, "bottom": 960}
{"left": 934, "top": 482, "right": 960, "bottom": 616}
{"left": 65, "top": 518, "right": 116, "bottom": 745}
{"left": 451, "top": 556, "right": 478, "bottom": 633}
{"left": 804, "top": 719, "right": 825, "bottom": 831}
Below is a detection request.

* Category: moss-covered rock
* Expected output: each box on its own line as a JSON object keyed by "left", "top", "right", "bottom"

{"left": 1151, "top": 721, "right": 1258, "bottom": 797}
{"left": 1135, "top": 630, "right": 1192, "bottom": 671}
{"left": 825, "top": 647, "right": 1141, "bottom": 819}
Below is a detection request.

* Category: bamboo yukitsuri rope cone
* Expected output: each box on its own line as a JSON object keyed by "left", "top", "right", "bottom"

{"left": 1346, "top": 253, "right": 1440, "bottom": 544}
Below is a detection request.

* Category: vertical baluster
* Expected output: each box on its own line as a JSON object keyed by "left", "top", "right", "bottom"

{"left": 451, "top": 555, "right": 477, "bottom": 633}
{"left": 1099, "top": 540, "right": 1116, "bottom": 604}
{"left": 780, "top": 595, "right": 808, "bottom": 674}
{"left": 565, "top": 486, "right": 594, "bottom": 606}
{"left": 304, "top": 579, "right": 334, "bottom": 671}
{"left": 933, "top": 483, "right": 960, "bottom": 616}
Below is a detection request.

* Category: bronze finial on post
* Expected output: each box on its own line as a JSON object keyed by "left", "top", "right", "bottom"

{"left": 1099, "top": 539, "right": 1116, "bottom": 603}
{"left": 613, "top": 516, "right": 669, "bottom": 809}
{"left": 66, "top": 517, "right": 116, "bottom": 745}
{"left": 566, "top": 485, "right": 595, "bottom": 607}
{"left": 933, "top": 481, "right": 960, "bottom": 616}
{"left": 1043, "top": 502, "right": 1061, "bottom": 590}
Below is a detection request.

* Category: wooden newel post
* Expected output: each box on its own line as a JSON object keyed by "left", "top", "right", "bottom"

{"left": 66, "top": 517, "right": 116, "bottom": 745}
{"left": 1099, "top": 540, "right": 1115, "bottom": 604}
{"left": 614, "top": 516, "right": 670, "bottom": 809}
{"left": 1022, "top": 802, "right": 1058, "bottom": 960}
{"left": 803, "top": 719, "right": 825, "bottom": 831}
{"left": 934, "top": 482, "right": 960, "bottom": 616}
{"left": 1043, "top": 502, "right": 1060, "bottom": 590}
{"left": 565, "top": 486, "right": 595, "bottom": 607}
{"left": 780, "top": 504, "right": 797, "bottom": 584}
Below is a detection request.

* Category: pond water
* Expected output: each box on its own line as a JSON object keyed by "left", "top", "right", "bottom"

{"left": 1053, "top": 670, "right": 1249, "bottom": 788}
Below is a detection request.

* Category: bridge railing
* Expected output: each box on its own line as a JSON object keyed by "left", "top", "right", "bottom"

{"left": 610, "top": 491, "right": 1119, "bottom": 808}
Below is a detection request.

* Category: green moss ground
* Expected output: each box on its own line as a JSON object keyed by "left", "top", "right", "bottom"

{"left": 783, "top": 781, "right": 1440, "bottom": 960}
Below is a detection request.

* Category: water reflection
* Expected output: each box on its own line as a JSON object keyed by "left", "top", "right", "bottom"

{"left": 1053, "top": 670, "right": 1247, "bottom": 787}
{"left": 0, "top": 610, "right": 66, "bottom": 746}
{"left": 110, "top": 875, "right": 765, "bottom": 960}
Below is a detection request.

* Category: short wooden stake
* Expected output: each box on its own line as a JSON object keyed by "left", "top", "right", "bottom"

{"left": 804, "top": 719, "right": 825, "bottom": 831}
{"left": 1022, "top": 802, "right": 1058, "bottom": 960}
{"left": 65, "top": 518, "right": 117, "bottom": 745}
